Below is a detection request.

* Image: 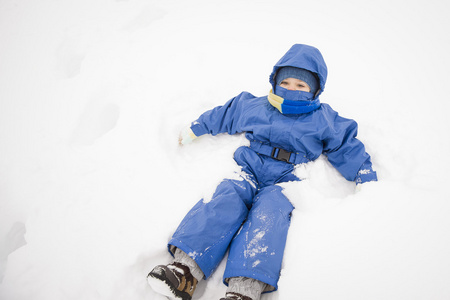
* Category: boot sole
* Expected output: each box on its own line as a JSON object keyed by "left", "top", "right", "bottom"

{"left": 147, "top": 273, "right": 184, "bottom": 300}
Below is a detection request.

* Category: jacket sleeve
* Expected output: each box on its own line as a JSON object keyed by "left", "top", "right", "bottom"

{"left": 321, "top": 108, "right": 377, "bottom": 184}
{"left": 189, "top": 92, "right": 252, "bottom": 137}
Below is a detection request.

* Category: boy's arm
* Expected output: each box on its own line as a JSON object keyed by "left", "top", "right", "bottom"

{"left": 322, "top": 111, "right": 377, "bottom": 185}
{"left": 179, "top": 92, "right": 252, "bottom": 144}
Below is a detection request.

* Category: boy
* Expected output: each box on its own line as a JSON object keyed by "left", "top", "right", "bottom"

{"left": 147, "top": 44, "right": 377, "bottom": 300}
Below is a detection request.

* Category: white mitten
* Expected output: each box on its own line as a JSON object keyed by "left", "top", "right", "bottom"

{"left": 179, "top": 127, "right": 197, "bottom": 145}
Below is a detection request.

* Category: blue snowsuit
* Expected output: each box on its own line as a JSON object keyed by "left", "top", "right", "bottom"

{"left": 168, "top": 44, "right": 377, "bottom": 291}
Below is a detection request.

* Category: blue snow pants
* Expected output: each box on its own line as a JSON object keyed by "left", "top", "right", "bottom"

{"left": 168, "top": 146, "right": 299, "bottom": 291}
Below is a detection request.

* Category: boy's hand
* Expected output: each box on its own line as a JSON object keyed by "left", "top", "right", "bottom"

{"left": 355, "top": 180, "right": 376, "bottom": 193}
{"left": 179, "top": 127, "right": 197, "bottom": 145}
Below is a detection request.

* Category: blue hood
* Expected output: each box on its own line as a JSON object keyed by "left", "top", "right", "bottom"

{"left": 269, "top": 44, "right": 328, "bottom": 99}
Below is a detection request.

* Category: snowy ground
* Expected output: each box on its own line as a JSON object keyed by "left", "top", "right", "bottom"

{"left": 1, "top": 0, "right": 450, "bottom": 299}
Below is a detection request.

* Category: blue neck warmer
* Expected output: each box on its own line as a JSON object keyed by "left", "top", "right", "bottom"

{"left": 269, "top": 86, "right": 321, "bottom": 114}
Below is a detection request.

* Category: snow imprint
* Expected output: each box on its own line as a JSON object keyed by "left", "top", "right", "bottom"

{"left": 188, "top": 251, "right": 200, "bottom": 259}
{"left": 245, "top": 231, "right": 268, "bottom": 259}
{"left": 252, "top": 260, "right": 261, "bottom": 268}
{"left": 358, "top": 169, "right": 371, "bottom": 175}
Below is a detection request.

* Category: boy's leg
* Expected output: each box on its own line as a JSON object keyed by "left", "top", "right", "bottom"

{"left": 173, "top": 247, "right": 204, "bottom": 281}
{"left": 169, "top": 176, "right": 257, "bottom": 279}
{"left": 223, "top": 185, "right": 294, "bottom": 292}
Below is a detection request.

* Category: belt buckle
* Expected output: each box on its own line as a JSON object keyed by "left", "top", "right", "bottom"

{"left": 271, "top": 147, "right": 292, "bottom": 163}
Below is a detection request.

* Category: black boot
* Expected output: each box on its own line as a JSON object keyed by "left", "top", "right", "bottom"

{"left": 220, "top": 292, "right": 253, "bottom": 300}
{"left": 147, "top": 262, "right": 198, "bottom": 300}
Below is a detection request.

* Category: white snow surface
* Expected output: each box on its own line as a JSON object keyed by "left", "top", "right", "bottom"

{"left": 1, "top": 0, "right": 450, "bottom": 299}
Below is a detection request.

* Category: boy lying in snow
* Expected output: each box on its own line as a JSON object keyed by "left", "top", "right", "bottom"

{"left": 147, "top": 44, "right": 377, "bottom": 300}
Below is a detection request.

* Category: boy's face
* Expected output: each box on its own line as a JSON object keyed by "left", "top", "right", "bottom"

{"left": 279, "top": 78, "right": 311, "bottom": 92}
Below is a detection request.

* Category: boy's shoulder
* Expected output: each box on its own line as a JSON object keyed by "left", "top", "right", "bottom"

{"left": 232, "top": 91, "right": 267, "bottom": 107}
{"left": 235, "top": 91, "right": 258, "bottom": 100}
{"left": 316, "top": 102, "right": 340, "bottom": 118}
{"left": 318, "top": 102, "right": 334, "bottom": 112}
{"left": 317, "top": 102, "right": 358, "bottom": 128}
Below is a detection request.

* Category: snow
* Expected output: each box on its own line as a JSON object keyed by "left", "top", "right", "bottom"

{"left": 245, "top": 231, "right": 267, "bottom": 259}
{"left": 1, "top": 0, "right": 449, "bottom": 299}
